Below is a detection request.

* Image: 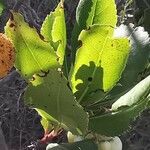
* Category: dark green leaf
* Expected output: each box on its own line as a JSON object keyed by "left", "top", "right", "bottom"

{"left": 89, "top": 75, "right": 150, "bottom": 136}
{"left": 25, "top": 70, "right": 88, "bottom": 135}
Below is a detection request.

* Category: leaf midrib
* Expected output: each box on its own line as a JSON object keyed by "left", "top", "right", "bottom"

{"left": 18, "top": 25, "right": 45, "bottom": 74}
{"left": 78, "top": 30, "right": 110, "bottom": 103}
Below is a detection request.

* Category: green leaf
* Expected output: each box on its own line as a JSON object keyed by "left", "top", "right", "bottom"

{"left": 0, "top": 0, "right": 5, "bottom": 15}
{"left": 5, "top": 12, "right": 59, "bottom": 78}
{"left": 70, "top": 25, "right": 130, "bottom": 104}
{"left": 0, "top": 125, "right": 8, "bottom": 150}
{"left": 41, "top": 1, "right": 66, "bottom": 65}
{"left": 25, "top": 70, "right": 88, "bottom": 135}
{"left": 112, "top": 75, "right": 150, "bottom": 110}
{"left": 89, "top": 75, "right": 150, "bottom": 136}
{"left": 37, "top": 109, "right": 54, "bottom": 133}
{"left": 71, "top": 0, "right": 117, "bottom": 60}
{"left": 87, "top": 25, "right": 150, "bottom": 116}
{"left": 109, "top": 25, "right": 150, "bottom": 97}
{"left": 46, "top": 139, "right": 98, "bottom": 150}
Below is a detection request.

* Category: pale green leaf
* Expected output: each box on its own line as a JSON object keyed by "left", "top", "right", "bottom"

{"left": 25, "top": 70, "right": 88, "bottom": 135}
{"left": 71, "top": 0, "right": 117, "bottom": 59}
{"left": 70, "top": 25, "right": 130, "bottom": 104}
{"left": 5, "top": 12, "right": 59, "bottom": 78}
{"left": 112, "top": 75, "right": 150, "bottom": 110}
{"left": 41, "top": 1, "right": 66, "bottom": 65}
{"left": 89, "top": 75, "right": 150, "bottom": 136}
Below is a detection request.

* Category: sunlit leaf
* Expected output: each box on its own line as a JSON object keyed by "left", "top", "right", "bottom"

{"left": 25, "top": 70, "right": 88, "bottom": 135}
{"left": 41, "top": 1, "right": 66, "bottom": 65}
{"left": 37, "top": 109, "right": 54, "bottom": 133}
{"left": 71, "top": 0, "right": 117, "bottom": 60}
{"left": 109, "top": 24, "right": 150, "bottom": 97}
{"left": 70, "top": 25, "right": 130, "bottom": 104}
{"left": 5, "top": 12, "right": 59, "bottom": 78}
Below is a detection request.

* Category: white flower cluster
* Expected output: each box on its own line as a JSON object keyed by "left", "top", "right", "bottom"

{"left": 98, "top": 137, "right": 122, "bottom": 150}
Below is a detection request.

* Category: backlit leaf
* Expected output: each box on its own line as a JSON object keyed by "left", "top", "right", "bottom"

{"left": 41, "top": 1, "right": 66, "bottom": 65}
{"left": 70, "top": 25, "right": 130, "bottom": 104}
{"left": 71, "top": 0, "right": 117, "bottom": 59}
{"left": 5, "top": 12, "right": 59, "bottom": 79}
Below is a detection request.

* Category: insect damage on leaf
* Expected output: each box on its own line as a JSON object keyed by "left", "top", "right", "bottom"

{"left": 5, "top": 12, "right": 59, "bottom": 78}
{"left": 0, "top": 33, "right": 15, "bottom": 78}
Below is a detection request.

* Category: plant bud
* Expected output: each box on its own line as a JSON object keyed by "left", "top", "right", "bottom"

{"left": 110, "top": 137, "right": 122, "bottom": 150}
{"left": 98, "top": 141, "right": 111, "bottom": 150}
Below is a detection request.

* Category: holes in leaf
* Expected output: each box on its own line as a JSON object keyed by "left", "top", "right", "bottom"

{"left": 88, "top": 77, "right": 93, "bottom": 82}
{"left": 86, "top": 26, "right": 91, "bottom": 31}
{"left": 37, "top": 70, "right": 49, "bottom": 77}
{"left": 56, "top": 57, "right": 60, "bottom": 62}
{"left": 77, "top": 40, "right": 82, "bottom": 49}
{"left": 44, "top": 105, "right": 48, "bottom": 109}
{"left": 9, "top": 23, "right": 15, "bottom": 28}
{"left": 31, "top": 76, "right": 35, "bottom": 81}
